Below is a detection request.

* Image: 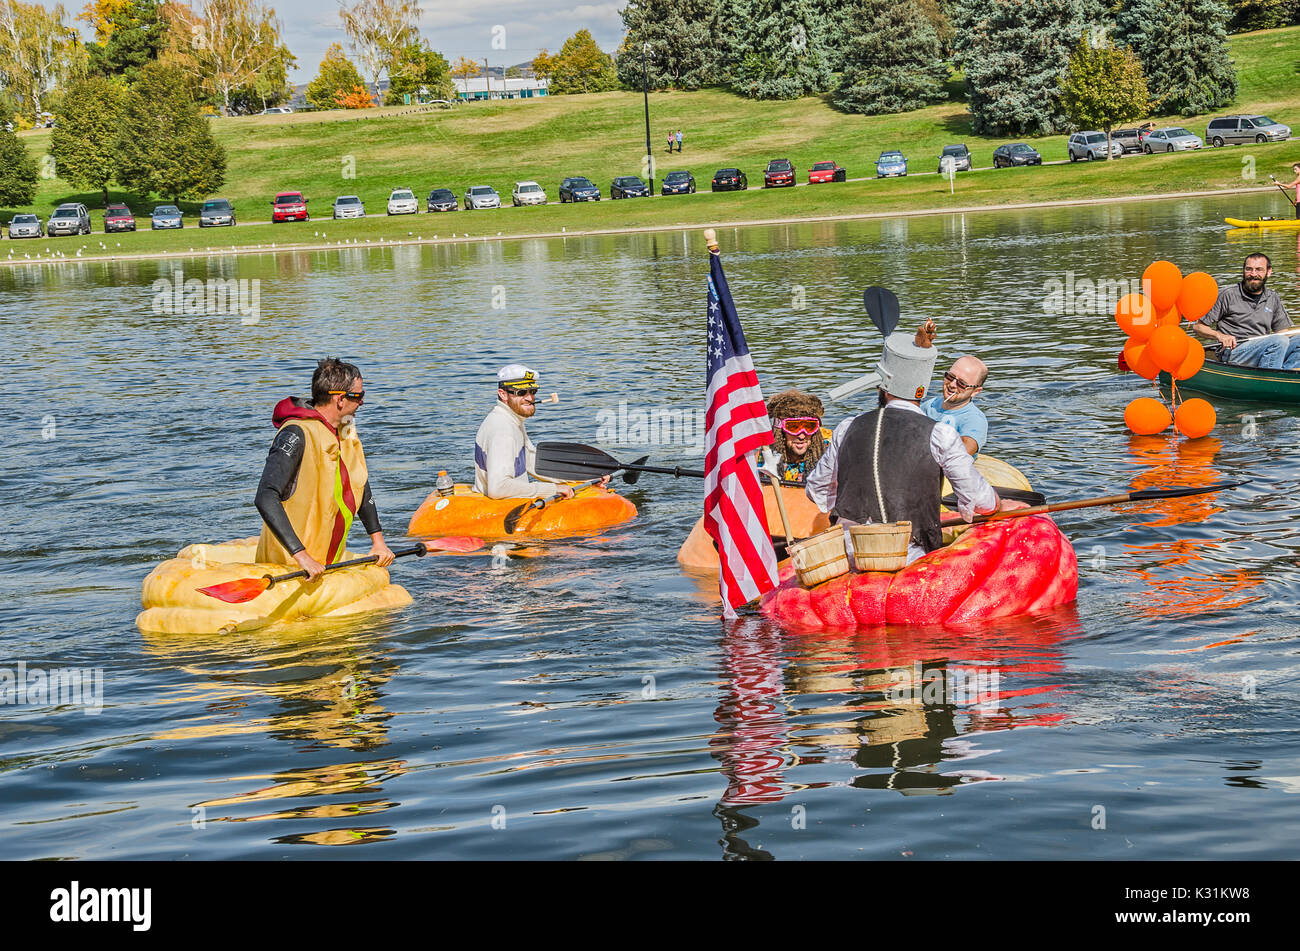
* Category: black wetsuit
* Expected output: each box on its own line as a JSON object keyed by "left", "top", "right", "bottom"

{"left": 254, "top": 424, "right": 381, "bottom": 557}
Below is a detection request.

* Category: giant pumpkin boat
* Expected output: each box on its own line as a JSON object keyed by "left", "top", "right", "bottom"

{"left": 408, "top": 482, "right": 637, "bottom": 540}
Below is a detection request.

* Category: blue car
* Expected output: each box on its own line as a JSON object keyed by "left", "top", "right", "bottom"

{"left": 876, "top": 151, "right": 907, "bottom": 178}
{"left": 151, "top": 205, "right": 183, "bottom": 229}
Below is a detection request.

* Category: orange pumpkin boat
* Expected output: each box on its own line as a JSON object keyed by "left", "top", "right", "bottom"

{"left": 407, "top": 482, "right": 637, "bottom": 540}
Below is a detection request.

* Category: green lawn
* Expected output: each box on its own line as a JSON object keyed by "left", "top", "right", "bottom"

{"left": 5, "top": 25, "right": 1300, "bottom": 263}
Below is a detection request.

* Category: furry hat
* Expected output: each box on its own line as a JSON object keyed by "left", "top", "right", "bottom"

{"left": 767, "top": 389, "right": 827, "bottom": 466}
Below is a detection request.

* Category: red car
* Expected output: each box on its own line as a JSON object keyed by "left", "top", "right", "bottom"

{"left": 763, "top": 158, "right": 796, "bottom": 187}
{"left": 271, "top": 191, "right": 309, "bottom": 222}
{"left": 808, "top": 161, "right": 846, "bottom": 184}
{"left": 103, "top": 203, "right": 136, "bottom": 232}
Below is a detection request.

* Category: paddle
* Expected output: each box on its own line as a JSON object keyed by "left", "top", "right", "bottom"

{"left": 938, "top": 481, "right": 1248, "bottom": 527}
{"left": 1268, "top": 175, "right": 1298, "bottom": 208}
{"left": 941, "top": 486, "right": 1046, "bottom": 508}
{"left": 533, "top": 441, "right": 808, "bottom": 488}
{"left": 825, "top": 286, "right": 897, "bottom": 401}
{"left": 196, "top": 536, "right": 485, "bottom": 604}
{"left": 503, "top": 477, "right": 605, "bottom": 534}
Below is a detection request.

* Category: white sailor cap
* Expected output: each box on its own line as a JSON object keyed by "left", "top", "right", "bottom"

{"left": 497, "top": 364, "right": 538, "bottom": 388}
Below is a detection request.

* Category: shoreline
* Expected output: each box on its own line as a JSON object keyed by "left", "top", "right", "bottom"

{"left": 0, "top": 184, "right": 1265, "bottom": 269}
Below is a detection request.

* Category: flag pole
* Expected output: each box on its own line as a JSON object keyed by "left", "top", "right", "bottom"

{"left": 703, "top": 227, "right": 719, "bottom": 254}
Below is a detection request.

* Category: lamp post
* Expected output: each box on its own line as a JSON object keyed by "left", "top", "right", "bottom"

{"left": 641, "top": 41, "right": 653, "bottom": 196}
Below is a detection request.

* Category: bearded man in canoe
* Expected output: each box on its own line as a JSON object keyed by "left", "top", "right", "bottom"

{"left": 920, "top": 355, "right": 989, "bottom": 456}
{"left": 804, "top": 321, "right": 1025, "bottom": 564}
{"left": 766, "top": 389, "right": 833, "bottom": 484}
{"left": 474, "top": 364, "right": 608, "bottom": 500}
{"left": 254, "top": 358, "right": 395, "bottom": 582}
{"left": 1191, "top": 253, "right": 1300, "bottom": 370}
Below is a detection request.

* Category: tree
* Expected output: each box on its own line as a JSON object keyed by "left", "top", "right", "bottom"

{"left": 1059, "top": 33, "right": 1151, "bottom": 158}
{"left": 306, "top": 41, "right": 365, "bottom": 108}
{"left": 338, "top": 0, "right": 418, "bottom": 101}
{"left": 450, "top": 54, "right": 478, "bottom": 95}
{"left": 952, "top": 0, "right": 1105, "bottom": 136}
{"left": 549, "top": 30, "right": 618, "bottom": 94}
{"left": 728, "top": 0, "right": 835, "bottom": 100}
{"left": 1225, "top": 0, "right": 1300, "bottom": 30}
{"left": 530, "top": 49, "right": 553, "bottom": 81}
{"left": 83, "top": 0, "right": 165, "bottom": 82}
{"left": 162, "top": 0, "right": 294, "bottom": 116}
{"left": 51, "top": 76, "right": 127, "bottom": 203}
{"left": 0, "top": 125, "right": 39, "bottom": 206}
{"left": 615, "top": 0, "right": 723, "bottom": 90}
{"left": 833, "top": 0, "right": 949, "bottom": 115}
{"left": 0, "top": 0, "right": 88, "bottom": 122}
{"left": 335, "top": 84, "right": 374, "bottom": 108}
{"left": 115, "top": 62, "right": 226, "bottom": 202}
{"left": 504, "top": 64, "right": 521, "bottom": 78}
{"left": 384, "top": 41, "right": 454, "bottom": 103}
{"left": 1114, "top": 0, "right": 1237, "bottom": 116}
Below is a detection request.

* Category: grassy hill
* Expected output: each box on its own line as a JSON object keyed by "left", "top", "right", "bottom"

{"left": 5, "top": 26, "right": 1300, "bottom": 259}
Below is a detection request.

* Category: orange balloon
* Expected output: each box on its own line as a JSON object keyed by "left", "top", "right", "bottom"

{"left": 1177, "top": 271, "right": 1219, "bottom": 322}
{"left": 1115, "top": 293, "right": 1156, "bottom": 341}
{"left": 1156, "top": 305, "right": 1182, "bottom": 326}
{"left": 1147, "top": 325, "right": 1192, "bottom": 373}
{"left": 1122, "top": 338, "right": 1161, "bottom": 379}
{"left": 1143, "top": 260, "right": 1183, "bottom": 313}
{"left": 1172, "top": 343, "right": 1206, "bottom": 380}
{"left": 1174, "top": 398, "right": 1216, "bottom": 438}
{"left": 1125, "top": 397, "right": 1173, "bottom": 435}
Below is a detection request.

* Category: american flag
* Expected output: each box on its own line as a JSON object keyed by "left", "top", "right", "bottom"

{"left": 704, "top": 251, "right": 778, "bottom": 618}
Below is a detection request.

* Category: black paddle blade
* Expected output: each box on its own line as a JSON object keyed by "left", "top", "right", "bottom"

{"left": 534, "top": 441, "right": 620, "bottom": 481}
{"left": 622, "top": 456, "right": 650, "bottom": 485}
{"left": 942, "top": 487, "right": 1047, "bottom": 508}
{"left": 1129, "top": 480, "right": 1249, "bottom": 502}
{"left": 503, "top": 499, "right": 542, "bottom": 534}
{"left": 863, "top": 286, "right": 901, "bottom": 337}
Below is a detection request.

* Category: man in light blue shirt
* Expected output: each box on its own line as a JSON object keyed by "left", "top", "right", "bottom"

{"left": 920, "top": 355, "right": 989, "bottom": 456}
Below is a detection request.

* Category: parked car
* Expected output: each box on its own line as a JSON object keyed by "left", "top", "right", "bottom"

{"left": 558, "top": 177, "right": 600, "bottom": 202}
{"left": 426, "top": 188, "right": 458, "bottom": 212}
{"left": 464, "top": 185, "right": 501, "bottom": 210}
{"left": 992, "top": 143, "right": 1042, "bottom": 167}
{"left": 7, "top": 213, "right": 43, "bottom": 238}
{"left": 272, "top": 191, "right": 309, "bottom": 222}
{"left": 386, "top": 188, "right": 418, "bottom": 215}
{"left": 47, "top": 203, "right": 91, "bottom": 236}
{"left": 1144, "top": 128, "right": 1202, "bottom": 153}
{"left": 1068, "top": 131, "right": 1123, "bottom": 161}
{"left": 611, "top": 176, "right": 650, "bottom": 199}
{"left": 660, "top": 170, "right": 696, "bottom": 194}
{"left": 876, "top": 151, "right": 908, "bottom": 177}
{"left": 937, "top": 144, "right": 972, "bottom": 173}
{"left": 512, "top": 181, "right": 547, "bottom": 206}
{"left": 150, "top": 205, "right": 183, "bottom": 230}
{"left": 763, "top": 159, "right": 795, "bottom": 188}
{"left": 333, "top": 195, "right": 366, "bottom": 219}
{"left": 198, "top": 198, "right": 236, "bottom": 227}
{"left": 103, "top": 202, "right": 136, "bottom": 232}
{"left": 710, "top": 168, "right": 748, "bottom": 191}
{"left": 1111, "top": 128, "right": 1147, "bottom": 154}
{"left": 808, "top": 161, "right": 847, "bottom": 184}
{"left": 261, "top": 106, "right": 293, "bottom": 115}
{"left": 1206, "top": 114, "right": 1291, "bottom": 147}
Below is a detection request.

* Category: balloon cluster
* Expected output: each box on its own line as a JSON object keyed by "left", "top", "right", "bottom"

{"left": 1115, "top": 260, "right": 1218, "bottom": 439}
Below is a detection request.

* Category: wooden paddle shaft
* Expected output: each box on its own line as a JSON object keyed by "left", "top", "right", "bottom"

{"left": 945, "top": 493, "right": 1138, "bottom": 527}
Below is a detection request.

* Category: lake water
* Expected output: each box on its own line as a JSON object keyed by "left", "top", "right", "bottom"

{"left": 4, "top": 191, "right": 1299, "bottom": 860}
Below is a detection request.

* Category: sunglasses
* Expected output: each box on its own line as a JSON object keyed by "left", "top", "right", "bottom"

{"left": 780, "top": 416, "right": 821, "bottom": 437}
{"left": 329, "top": 389, "right": 365, "bottom": 403}
{"left": 503, "top": 386, "right": 539, "bottom": 396}
{"left": 943, "top": 372, "right": 977, "bottom": 392}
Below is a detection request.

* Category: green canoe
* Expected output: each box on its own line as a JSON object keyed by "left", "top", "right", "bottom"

{"left": 1160, "top": 350, "right": 1300, "bottom": 402}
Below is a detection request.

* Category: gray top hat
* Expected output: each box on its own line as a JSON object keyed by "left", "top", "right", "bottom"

{"left": 876, "top": 332, "right": 939, "bottom": 401}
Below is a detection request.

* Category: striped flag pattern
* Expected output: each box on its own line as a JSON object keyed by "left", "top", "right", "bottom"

{"left": 704, "top": 251, "right": 778, "bottom": 618}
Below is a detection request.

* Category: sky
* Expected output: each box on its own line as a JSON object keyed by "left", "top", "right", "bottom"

{"left": 52, "top": 0, "right": 630, "bottom": 82}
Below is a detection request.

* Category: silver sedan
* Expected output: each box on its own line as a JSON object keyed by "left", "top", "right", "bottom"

{"left": 1144, "top": 128, "right": 1203, "bottom": 153}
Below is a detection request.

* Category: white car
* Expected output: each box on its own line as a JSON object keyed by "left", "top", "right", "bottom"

{"left": 387, "top": 189, "right": 418, "bottom": 215}
{"left": 261, "top": 106, "right": 293, "bottom": 115}
{"left": 512, "top": 181, "right": 547, "bottom": 206}
{"left": 332, "top": 195, "right": 365, "bottom": 219}
{"left": 1143, "top": 128, "right": 1203, "bottom": 153}
{"left": 464, "top": 185, "right": 501, "bottom": 210}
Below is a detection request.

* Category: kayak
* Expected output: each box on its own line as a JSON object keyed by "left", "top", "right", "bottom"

{"left": 1224, "top": 217, "right": 1300, "bottom": 229}
{"left": 1160, "top": 352, "right": 1300, "bottom": 402}
{"left": 407, "top": 482, "right": 636, "bottom": 540}
{"left": 136, "top": 538, "right": 412, "bottom": 635}
{"left": 762, "top": 515, "right": 1077, "bottom": 631}
{"left": 675, "top": 454, "right": 1030, "bottom": 572}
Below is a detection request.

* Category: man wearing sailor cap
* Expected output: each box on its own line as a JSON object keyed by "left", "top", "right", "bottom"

{"left": 805, "top": 321, "right": 1025, "bottom": 564}
{"left": 472, "top": 364, "right": 569, "bottom": 500}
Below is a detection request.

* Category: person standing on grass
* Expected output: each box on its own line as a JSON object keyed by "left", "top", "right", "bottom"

{"left": 667, "top": 132, "right": 674, "bottom": 153}
{"left": 676, "top": 129, "right": 683, "bottom": 152}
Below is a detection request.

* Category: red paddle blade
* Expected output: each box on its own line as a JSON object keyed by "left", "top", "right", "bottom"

{"left": 424, "top": 535, "right": 486, "bottom": 553}
{"left": 196, "top": 577, "right": 272, "bottom": 604}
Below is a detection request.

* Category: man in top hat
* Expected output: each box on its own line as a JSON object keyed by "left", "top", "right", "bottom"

{"left": 805, "top": 321, "right": 1024, "bottom": 564}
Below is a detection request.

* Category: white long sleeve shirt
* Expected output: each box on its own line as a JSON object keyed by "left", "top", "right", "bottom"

{"left": 473, "top": 401, "right": 555, "bottom": 499}
{"left": 804, "top": 400, "right": 999, "bottom": 563}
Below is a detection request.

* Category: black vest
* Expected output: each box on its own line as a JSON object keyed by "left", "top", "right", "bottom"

{"left": 832, "top": 407, "right": 944, "bottom": 553}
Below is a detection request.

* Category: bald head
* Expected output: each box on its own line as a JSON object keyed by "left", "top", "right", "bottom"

{"left": 940, "top": 355, "right": 987, "bottom": 408}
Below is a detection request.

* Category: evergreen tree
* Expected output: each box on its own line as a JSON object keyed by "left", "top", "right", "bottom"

{"left": 115, "top": 63, "right": 226, "bottom": 203}
{"left": 1059, "top": 33, "right": 1151, "bottom": 155}
{"left": 384, "top": 42, "right": 455, "bottom": 103}
{"left": 729, "top": 0, "right": 835, "bottom": 99}
{"left": 814, "top": 0, "right": 856, "bottom": 72}
{"left": 51, "top": 76, "right": 127, "bottom": 204}
{"left": 306, "top": 42, "right": 367, "bottom": 109}
{"left": 833, "top": 0, "right": 949, "bottom": 115}
{"left": 616, "top": 0, "right": 722, "bottom": 90}
{"left": 85, "top": 0, "right": 166, "bottom": 83}
{"left": 549, "top": 30, "right": 618, "bottom": 94}
{"left": 952, "top": 0, "right": 1105, "bottom": 135}
{"left": 1225, "top": 0, "right": 1300, "bottom": 31}
{"left": 0, "top": 125, "right": 39, "bottom": 206}
{"left": 1114, "top": 0, "right": 1237, "bottom": 116}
